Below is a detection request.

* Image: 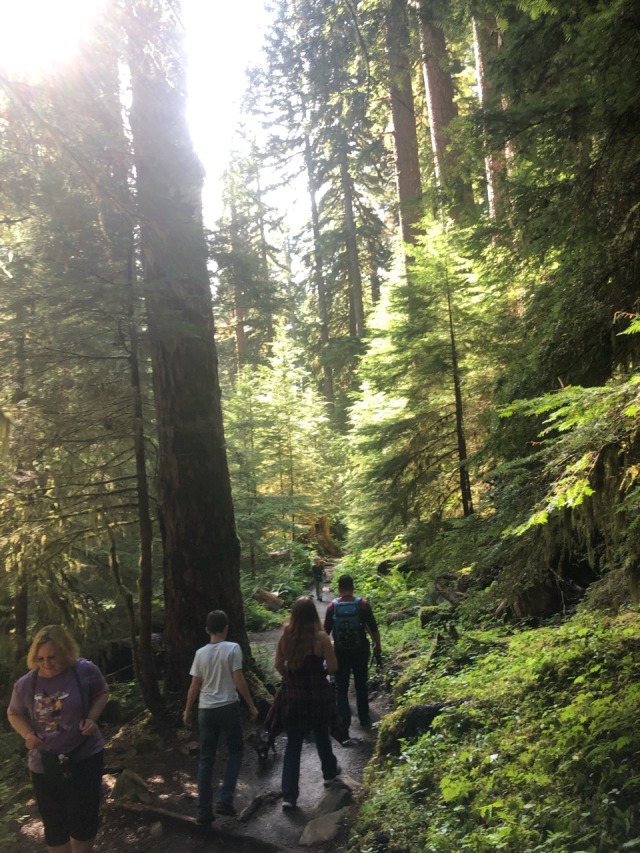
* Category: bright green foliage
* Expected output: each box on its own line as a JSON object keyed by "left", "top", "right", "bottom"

{"left": 0, "top": 28, "right": 154, "bottom": 646}
{"left": 211, "top": 149, "right": 286, "bottom": 377}
{"left": 336, "top": 541, "right": 426, "bottom": 614}
{"left": 499, "top": 377, "right": 640, "bottom": 536}
{"left": 224, "top": 326, "right": 348, "bottom": 555}
{"left": 484, "top": 0, "right": 640, "bottom": 396}
{"left": 244, "top": 0, "right": 396, "bottom": 417}
{"left": 0, "top": 732, "right": 30, "bottom": 845}
{"left": 354, "top": 609, "right": 640, "bottom": 852}
{"left": 345, "top": 223, "right": 494, "bottom": 547}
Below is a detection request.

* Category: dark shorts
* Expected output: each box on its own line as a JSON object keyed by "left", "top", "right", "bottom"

{"left": 31, "top": 750, "right": 104, "bottom": 846}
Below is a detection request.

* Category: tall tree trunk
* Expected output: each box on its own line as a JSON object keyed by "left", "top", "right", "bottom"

{"left": 472, "top": 15, "right": 509, "bottom": 222}
{"left": 415, "top": 5, "right": 474, "bottom": 219}
{"left": 338, "top": 136, "right": 365, "bottom": 340}
{"left": 229, "top": 185, "right": 249, "bottom": 368}
{"left": 125, "top": 0, "right": 250, "bottom": 695}
{"left": 12, "top": 304, "right": 29, "bottom": 660}
{"left": 125, "top": 239, "right": 165, "bottom": 714}
{"left": 93, "top": 44, "right": 165, "bottom": 713}
{"left": 304, "top": 131, "right": 335, "bottom": 407}
{"left": 13, "top": 562, "right": 28, "bottom": 663}
{"left": 255, "top": 170, "right": 275, "bottom": 344}
{"left": 445, "top": 276, "right": 473, "bottom": 516}
{"left": 385, "top": 0, "right": 423, "bottom": 249}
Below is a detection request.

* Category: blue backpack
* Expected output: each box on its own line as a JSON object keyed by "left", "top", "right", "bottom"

{"left": 332, "top": 598, "right": 362, "bottom": 650}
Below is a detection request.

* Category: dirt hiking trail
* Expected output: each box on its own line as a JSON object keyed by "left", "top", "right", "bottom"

{"left": 9, "top": 570, "right": 389, "bottom": 852}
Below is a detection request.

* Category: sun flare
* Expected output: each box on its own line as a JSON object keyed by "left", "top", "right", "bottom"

{"left": 0, "top": 0, "right": 104, "bottom": 80}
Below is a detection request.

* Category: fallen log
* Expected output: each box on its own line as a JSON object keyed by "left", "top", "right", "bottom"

{"left": 253, "top": 588, "right": 285, "bottom": 611}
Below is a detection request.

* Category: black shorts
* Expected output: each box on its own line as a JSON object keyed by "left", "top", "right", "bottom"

{"left": 31, "top": 750, "right": 104, "bottom": 846}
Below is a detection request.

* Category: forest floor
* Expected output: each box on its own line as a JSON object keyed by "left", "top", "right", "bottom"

{"left": 9, "top": 576, "right": 390, "bottom": 853}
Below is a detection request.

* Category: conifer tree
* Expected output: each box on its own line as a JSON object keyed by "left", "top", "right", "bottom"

{"left": 224, "top": 326, "right": 346, "bottom": 552}
{"left": 125, "top": 0, "right": 250, "bottom": 691}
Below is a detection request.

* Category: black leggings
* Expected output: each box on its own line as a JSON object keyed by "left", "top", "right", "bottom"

{"left": 31, "top": 750, "right": 104, "bottom": 847}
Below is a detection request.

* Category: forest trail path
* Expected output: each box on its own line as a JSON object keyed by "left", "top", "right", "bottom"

{"left": 9, "top": 568, "right": 389, "bottom": 852}
{"left": 240, "top": 567, "right": 388, "bottom": 851}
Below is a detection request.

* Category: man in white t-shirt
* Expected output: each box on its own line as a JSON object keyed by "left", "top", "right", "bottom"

{"left": 183, "top": 610, "right": 258, "bottom": 825}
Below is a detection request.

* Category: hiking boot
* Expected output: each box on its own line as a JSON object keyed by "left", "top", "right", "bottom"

{"left": 216, "top": 802, "right": 237, "bottom": 817}
{"left": 282, "top": 800, "right": 297, "bottom": 810}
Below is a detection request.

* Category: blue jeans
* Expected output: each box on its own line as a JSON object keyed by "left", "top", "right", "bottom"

{"left": 335, "top": 647, "right": 370, "bottom": 732}
{"left": 197, "top": 702, "right": 244, "bottom": 821}
{"left": 282, "top": 723, "right": 337, "bottom": 804}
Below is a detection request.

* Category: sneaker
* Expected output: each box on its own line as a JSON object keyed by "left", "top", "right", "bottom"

{"left": 340, "top": 736, "right": 360, "bottom": 747}
{"left": 324, "top": 765, "right": 343, "bottom": 787}
{"left": 216, "top": 802, "right": 236, "bottom": 817}
{"left": 282, "top": 800, "right": 296, "bottom": 810}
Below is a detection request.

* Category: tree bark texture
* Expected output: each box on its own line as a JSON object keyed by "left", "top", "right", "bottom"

{"left": 125, "top": 241, "right": 164, "bottom": 713}
{"left": 338, "top": 137, "right": 365, "bottom": 340}
{"left": 304, "top": 131, "right": 335, "bottom": 407}
{"left": 126, "top": 0, "right": 249, "bottom": 694}
{"left": 472, "top": 15, "right": 509, "bottom": 222}
{"left": 229, "top": 187, "right": 249, "bottom": 368}
{"left": 385, "top": 0, "right": 423, "bottom": 247}
{"left": 446, "top": 281, "right": 473, "bottom": 516}
{"left": 416, "top": 6, "right": 474, "bottom": 218}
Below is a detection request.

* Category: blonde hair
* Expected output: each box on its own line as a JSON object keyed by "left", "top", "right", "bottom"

{"left": 26, "top": 625, "right": 79, "bottom": 671}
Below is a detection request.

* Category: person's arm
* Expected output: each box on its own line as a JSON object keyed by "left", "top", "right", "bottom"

{"left": 321, "top": 632, "right": 338, "bottom": 674}
{"left": 7, "top": 706, "right": 43, "bottom": 751}
{"left": 274, "top": 633, "right": 288, "bottom": 677}
{"left": 363, "top": 602, "right": 382, "bottom": 653}
{"left": 323, "top": 603, "right": 334, "bottom": 636}
{"left": 79, "top": 685, "right": 110, "bottom": 736}
{"left": 232, "top": 670, "right": 258, "bottom": 721}
{"left": 183, "top": 676, "right": 203, "bottom": 726}
{"left": 369, "top": 626, "right": 382, "bottom": 654}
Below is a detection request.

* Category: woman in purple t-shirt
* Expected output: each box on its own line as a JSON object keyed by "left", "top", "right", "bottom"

{"left": 7, "top": 624, "right": 109, "bottom": 853}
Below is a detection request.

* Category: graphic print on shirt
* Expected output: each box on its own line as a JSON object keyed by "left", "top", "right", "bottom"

{"left": 35, "top": 689, "right": 70, "bottom": 734}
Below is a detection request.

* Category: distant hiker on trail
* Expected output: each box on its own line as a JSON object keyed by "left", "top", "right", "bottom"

{"left": 183, "top": 610, "right": 258, "bottom": 826}
{"left": 311, "top": 555, "right": 326, "bottom": 602}
{"left": 267, "top": 596, "right": 342, "bottom": 811}
{"left": 324, "top": 573, "right": 381, "bottom": 744}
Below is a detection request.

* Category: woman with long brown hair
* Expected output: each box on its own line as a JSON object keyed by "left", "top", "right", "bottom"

{"left": 273, "top": 596, "right": 341, "bottom": 810}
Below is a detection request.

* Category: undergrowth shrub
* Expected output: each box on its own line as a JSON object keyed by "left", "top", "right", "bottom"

{"left": 0, "top": 731, "right": 31, "bottom": 846}
{"left": 352, "top": 609, "right": 640, "bottom": 852}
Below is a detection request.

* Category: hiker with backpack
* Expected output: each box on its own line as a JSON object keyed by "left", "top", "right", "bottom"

{"left": 324, "top": 574, "right": 381, "bottom": 743}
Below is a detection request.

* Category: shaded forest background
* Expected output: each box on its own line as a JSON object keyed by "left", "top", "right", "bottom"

{"left": 1, "top": 0, "right": 638, "bottom": 662}
{"left": 1, "top": 0, "right": 640, "bottom": 849}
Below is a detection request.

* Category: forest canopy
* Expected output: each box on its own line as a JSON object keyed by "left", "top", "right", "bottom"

{"left": 1, "top": 0, "right": 640, "bottom": 850}
{"left": 0, "top": 0, "right": 638, "bottom": 728}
